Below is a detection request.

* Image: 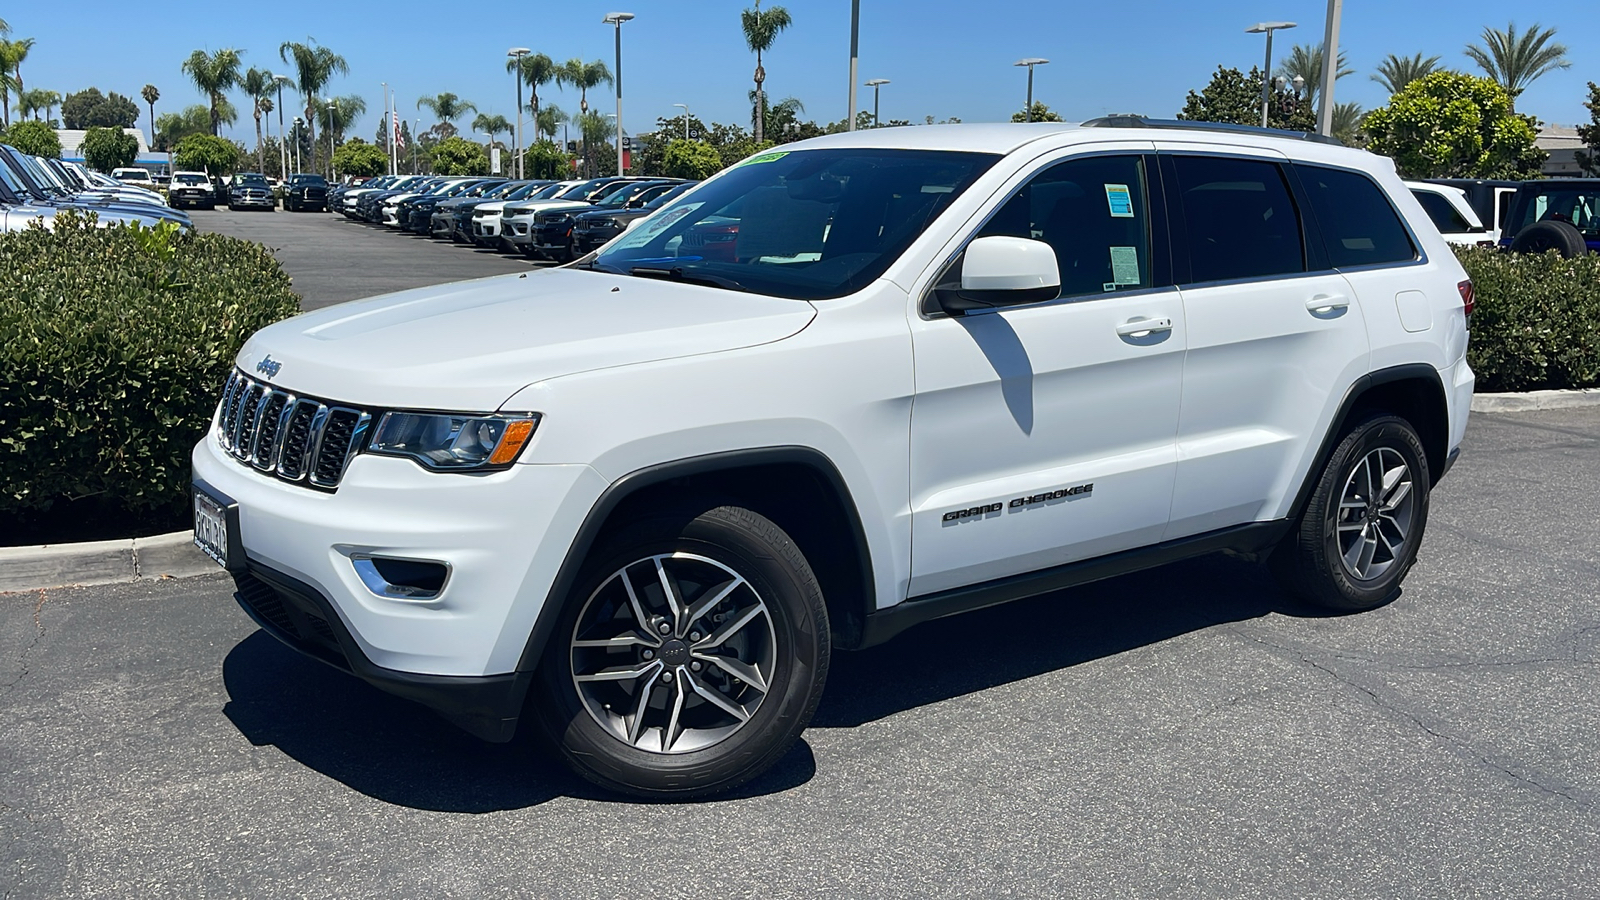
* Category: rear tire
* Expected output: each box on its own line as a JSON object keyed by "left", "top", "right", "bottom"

{"left": 1272, "top": 415, "right": 1431, "bottom": 611}
{"left": 535, "top": 504, "right": 830, "bottom": 799}
{"left": 1510, "top": 220, "right": 1587, "bottom": 258}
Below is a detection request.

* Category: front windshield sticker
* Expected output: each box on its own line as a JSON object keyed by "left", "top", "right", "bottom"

{"left": 1105, "top": 184, "right": 1134, "bottom": 218}
{"left": 1109, "top": 246, "right": 1140, "bottom": 284}
{"left": 607, "top": 202, "right": 705, "bottom": 251}
{"left": 740, "top": 151, "right": 790, "bottom": 167}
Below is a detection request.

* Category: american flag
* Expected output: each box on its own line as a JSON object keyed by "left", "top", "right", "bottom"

{"left": 393, "top": 112, "right": 405, "bottom": 151}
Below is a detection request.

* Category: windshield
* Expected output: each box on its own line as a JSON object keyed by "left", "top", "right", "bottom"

{"left": 643, "top": 183, "right": 697, "bottom": 209}
{"left": 592, "top": 149, "right": 998, "bottom": 301}
{"left": 174, "top": 174, "right": 210, "bottom": 186}
{"left": 485, "top": 181, "right": 525, "bottom": 199}
{"left": 237, "top": 175, "right": 268, "bottom": 185}
{"left": 0, "top": 154, "right": 31, "bottom": 200}
{"left": 294, "top": 174, "right": 329, "bottom": 186}
{"left": 504, "top": 181, "right": 549, "bottom": 201}
{"left": 22, "top": 156, "right": 68, "bottom": 195}
{"left": 528, "top": 182, "right": 571, "bottom": 201}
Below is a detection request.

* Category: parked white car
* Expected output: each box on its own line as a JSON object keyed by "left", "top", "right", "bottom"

{"left": 1407, "top": 181, "right": 1495, "bottom": 247}
{"left": 194, "top": 119, "right": 1474, "bottom": 799}
{"left": 112, "top": 167, "right": 154, "bottom": 187}
{"left": 471, "top": 180, "right": 560, "bottom": 248}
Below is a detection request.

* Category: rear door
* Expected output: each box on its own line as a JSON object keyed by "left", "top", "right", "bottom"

{"left": 1157, "top": 147, "right": 1369, "bottom": 539}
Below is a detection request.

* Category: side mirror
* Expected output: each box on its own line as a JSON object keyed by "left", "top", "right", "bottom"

{"left": 939, "top": 235, "right": 1061, "bottom": 314}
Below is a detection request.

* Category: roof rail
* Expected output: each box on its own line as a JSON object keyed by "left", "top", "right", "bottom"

{"left": 1079, "top": 115, "right": 1345, "bottom": 147}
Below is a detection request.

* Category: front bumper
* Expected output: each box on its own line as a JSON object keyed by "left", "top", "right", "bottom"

{"left": 191, "top": 431, "right": 603, "bottom": 681}
{"left": 231, "top": 195, "right": 275, "bottom": 209}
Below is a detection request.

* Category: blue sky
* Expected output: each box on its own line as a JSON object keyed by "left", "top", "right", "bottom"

{"left": 11, "top": 1, "right": 1599, "bottom": 144}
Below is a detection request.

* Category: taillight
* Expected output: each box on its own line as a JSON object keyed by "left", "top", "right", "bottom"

{"left": 1458, "top": 280, "right": 1474, "bottom": 318}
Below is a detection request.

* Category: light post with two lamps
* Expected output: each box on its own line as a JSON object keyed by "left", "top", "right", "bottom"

{"left": 1245, "top": 21, "right": 1296, "bottom": 128}
{"left": 603, "top": 12, "right": 634, "bottom": 175}
{"left": 1014, "top": 58, "right": 1049, "bottom": 122}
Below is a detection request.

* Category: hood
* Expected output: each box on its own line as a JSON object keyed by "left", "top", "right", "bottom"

{"left": 237, "top": 267, "right": 817, "bottom": 410}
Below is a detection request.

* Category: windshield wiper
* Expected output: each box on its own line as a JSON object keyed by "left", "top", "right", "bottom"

{"left": 628, "top": 266, "right": 748, "bottom": 293}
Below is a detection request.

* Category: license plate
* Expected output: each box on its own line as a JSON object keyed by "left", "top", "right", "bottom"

{"left": 193, "top": 486, "right": 236, "bottom": 570}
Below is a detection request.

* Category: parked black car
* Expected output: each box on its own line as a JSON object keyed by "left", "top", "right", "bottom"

{"left": 571, "top": 181, "right": 699, "bottom": 255}
{"left": 1497, "top": 179, "right": 1600, "bottom": 257}
{"left": 229, "top": 173, "right": 276, "bottom": 211}
{"left": 403, "top": 178, "right": 502, "bottom": 233}
{"left": 532, "top": 180, "right": 682, "bottom": 262}
{"left": 430, "top": 180, "right": 521, "bottom": 241}
{"left": 284, "top": 174, "right": 329, "bottom": 212}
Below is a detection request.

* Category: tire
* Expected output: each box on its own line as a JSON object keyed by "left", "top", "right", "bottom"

{"left": 1273, "top": 415, "right": 1431, "bottom": 611}
{"left": 1510, "top": 220, "right": 1587, "bottom": 258}
{"left": 535, "top": 504, "right": 830, "bottom": 799}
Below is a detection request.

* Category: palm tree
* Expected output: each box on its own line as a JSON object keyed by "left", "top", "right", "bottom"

{"left": 0, "top": 37, "right": 35, "bottom": 127}
{"left": 318, "top": 94, "right": 367, "bottom": 147}
{"left": 417, "top": 93, "right": 476, "bottom": 136}
{"left": 141, "top": 84, "right": 159, "bottom": 147}
{"left": 279, "top": 39, "right": 349, "bottom": 162}
{"left": 19, "top": 88, "right": 57, "bottom": 122}
{"left": 242, "top": 68, "right": 278, "bottom": 172}
{"left": 747, "top": 91, "right": 804, "bottom": 137}
{"left": 535, "top": 104, "right": 567, "bottom": 141}
{"left": 556, "top": 58, "right": 612, "bottom": 117}
{"left": 181, "top": 48, "right": 244, "bottom": 135}
{"left": 1331, "top": 102, "right": 1365, "bottom": 145}
{"left": 1371, "top": 53, "right": 1442, "bottom": 96}
{"left": 507, "top": 52, "right": 557, "bottom": 131}
{"left": 472, "top": 112, "right": 511, "bottom": 147}
{"left": 740, "top": 1, "right": 792, "bottom": 144}
{"left": 1465, "top": 23, "right": 1570, "bottom": 111}
{"left": 1276, "top": 43, "right": 1351, "bottom": 108}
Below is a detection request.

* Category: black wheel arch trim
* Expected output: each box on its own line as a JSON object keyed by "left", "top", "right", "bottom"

{"left": 513, "top": 445, "right": 878, "bottom": 679}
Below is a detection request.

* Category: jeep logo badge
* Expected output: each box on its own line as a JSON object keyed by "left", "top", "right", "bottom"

{"left": 256, "top": 356, "right": 282, "bottom": 378}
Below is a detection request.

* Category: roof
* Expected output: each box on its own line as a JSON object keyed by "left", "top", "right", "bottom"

{"left": 54, "top": 127, "right": 151, "bottom": 159}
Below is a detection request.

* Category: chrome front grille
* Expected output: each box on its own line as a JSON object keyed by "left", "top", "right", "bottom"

{"left": 215, "top": 370, "right": 371, "bottom": 490}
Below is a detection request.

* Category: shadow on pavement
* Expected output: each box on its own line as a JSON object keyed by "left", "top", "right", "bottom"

{"left": 814, "top": 552, "right": 1313, "bottom": 729}
{"left": 221, "top": 631, "right": 815, "bottom": 811}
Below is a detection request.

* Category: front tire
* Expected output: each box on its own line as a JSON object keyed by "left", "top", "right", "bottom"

{"left": 1273, "top": 415, "right": 1431, "bottom": 611}
{"left": 535, "top": 504, "right": 830, "bottom": 799}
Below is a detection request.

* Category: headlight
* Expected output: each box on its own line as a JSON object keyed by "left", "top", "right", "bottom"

{"left": 368, "top": 412, "right": 540, "bottom": 470}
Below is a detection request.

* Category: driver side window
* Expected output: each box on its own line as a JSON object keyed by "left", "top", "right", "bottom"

{"left": 976, "top": 154, "right": 1155, "bottom": 299}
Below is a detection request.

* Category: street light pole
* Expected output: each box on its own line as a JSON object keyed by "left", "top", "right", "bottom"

{"left": 274, "top": 75, "right": 290, "bottom": 177}
{"left": 1315, "top": 0, "right": 1343, "bottom": 137}
{"left": 865, "top": 79, "right": 889, "bottom": 127}
{"left": 327, "top": 102, "right": 337, "bottom": 181}
{"left": 508, "top": 48, "right": 530, "bottom": 179}
{"left": 1246, "top": 21, "right": 1297, "bottom": 128}
{"left": 848, "top": 0, "right": 860, "bottom": 131}
{"left": 673, "top": 103, "right": 689, "bottom": 141}
{"left": 293, "top": 118, "right": 302, "bottom": 175}
{"left": 603, "top": 12, "right": 634, "bottom": 176}
{"left": 1013, "top": 59, "right": 1049, "bottom": 122}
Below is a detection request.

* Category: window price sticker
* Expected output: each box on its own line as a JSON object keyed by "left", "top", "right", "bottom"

{"left": 1105, "top": 184, "right": 1135, "bottom": 218}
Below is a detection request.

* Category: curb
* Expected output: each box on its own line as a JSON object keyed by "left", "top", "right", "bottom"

{"left": 1470, "top": 388, "right": 1600, "bottom": 413}
{"left": 4, "top": 389, "right": 1596, "bottom": 594}
{"left": 0, "top": 531, "right": 217, "bottom": 595}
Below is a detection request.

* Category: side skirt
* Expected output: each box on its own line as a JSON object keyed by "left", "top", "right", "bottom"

{"left": 858, "top": 520, "right": 1290, "bottom": 648}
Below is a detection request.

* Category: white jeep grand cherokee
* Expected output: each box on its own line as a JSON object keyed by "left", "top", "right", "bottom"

{"left": 192, "top": 119, "right": 1474, "bottom": 798}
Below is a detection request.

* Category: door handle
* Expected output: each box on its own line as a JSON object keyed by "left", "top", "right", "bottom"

{"left": 1306, "top": 294, "right": 1351, "bottom": 314}
{"left": 1116, "top": 317, "right": 1173, "bottom": 338}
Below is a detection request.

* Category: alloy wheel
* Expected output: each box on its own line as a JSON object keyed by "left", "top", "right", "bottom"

{"left": 1335, "top": 447, "right": 1414, "bottom": 581}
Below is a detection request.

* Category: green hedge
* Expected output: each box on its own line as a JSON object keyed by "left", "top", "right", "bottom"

{"left": 1, "top": 211, "right": 300, "bottom": 518}
{"left": 1454, "top": 246, "right": 1600, "bottom": 392}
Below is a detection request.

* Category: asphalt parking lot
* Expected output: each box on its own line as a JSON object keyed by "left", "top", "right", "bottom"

{"left": 2, "top": 400, "right": 1597, "bottom": 898}
{"left": 189, "top": 206, "right": 540, "bottom": 311}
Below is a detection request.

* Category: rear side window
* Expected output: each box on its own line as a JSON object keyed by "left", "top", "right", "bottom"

{"left": 1295, "top": 164, "right": 1416, "bottom": 267}
{"left": 1171, "top": 155, "right": 1305, "bottom": 284}
{"left": 1412, "top": 190, "right": 1473, "bottom": 234}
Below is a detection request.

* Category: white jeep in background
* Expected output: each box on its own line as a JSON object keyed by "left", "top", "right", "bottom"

{"left": 193, "top": 119, "right": 1474, "bottom": 799}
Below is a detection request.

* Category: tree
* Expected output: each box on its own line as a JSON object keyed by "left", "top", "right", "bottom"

{"left": 748, "top": 91, "right": 804, "bottom": 137}
{"left": 278, "top": 39, "right": 349, "bottom": 170}
{"left": 741, "top": 1, "right": 792, "bottom": 144}
{"left": 0, "top": 119, "right": 60, "bottom": 157}
{"left": 173, "top": 132, "right": 240, "bottom": 174}
{"left": 1331, "top": 102, "right": 1366, "bottom": 146}
{"left": 60, "top": 88, "right": 140, "bottom": 129}
{"left": 141, "top": 84, "right": 159, "bottom": 147}
{"left": 1464, "top": 23, "right": 1569, "bottom": 112}
{"left": 317, "top": 94, "right": 366, "bottom": 147}
{"left": 1364, "top": 72, "right": 1544, "bottom": 179}
{"left": 417, "top": 92, "right": 476, "bottom": 131}
{"left": 1010, "top": 102, "right": 1064, "bottom": 123}
{"left": 556, "top": 58, "right": 612, "bottom": 119}
{"left": 429, "top": 135, "right": 488, "bottom": 175}
{"left": 242, "top": 67, "right": 276, "bottom": 173}
{"left": 472, "top": 113, "right": 512, "bottom": 146}
{"left": 1277, "top": 43, "right": 1351, "bottom": 107}
{"left": 154, "top": 104, "right": 213, "bottom": 152}
{"left": 535, "top": 104, "right": 567, "bottom": 141}
{"left": 0, "top": 37, "right": 34, "bottom": 127}
{"left": 1372, "top": 53, "right": 1442, "bottom": 95}
{"left": 508, "top": 52, "right": 557, "bottom": 130}
{"left": 1576, "top": 83, "right": 1600, "bottom": 177}
{"left": 662, "top": 139, "right": 722, "bottom": 180}
{"left": 181, "top": 48, "right": 244, "bottom": 135}
{"left": 521, "top": 139, "right": 574, "bottom": 179}
{"left": 18, "top": 88, "right": 58, "bottom": 122}
{"left": 332, "top": 137, "right": 387, "bottom": 176}
{"left": 1177, "top": 65, "right": 1316, "bottom": 132}
{"left": 80, "top": 126, "right": 138, "bottom": 172}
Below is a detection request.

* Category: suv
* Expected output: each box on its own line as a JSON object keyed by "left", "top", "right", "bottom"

{"left": 192, "top": 120, "right": 1474, "bottom": 800}
{"left": 1497, "top": 178, "right": 1600, "bottom": 257}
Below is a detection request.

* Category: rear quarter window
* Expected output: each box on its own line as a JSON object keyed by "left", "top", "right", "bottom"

{"left": 1294, "top": 164, "right": 1417, "bottom": 268}
{"left": 1411, "top": 190, "right": 1473, "bottom": 234}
